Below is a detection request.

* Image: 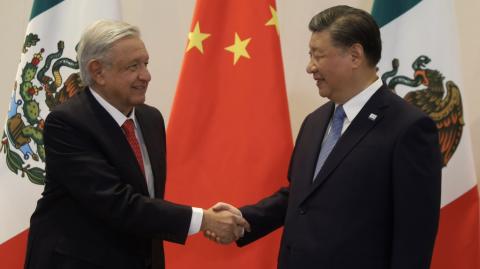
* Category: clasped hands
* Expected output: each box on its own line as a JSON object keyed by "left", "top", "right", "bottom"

{"left": 201, "top": 202, "right": 250, "bottom": 244}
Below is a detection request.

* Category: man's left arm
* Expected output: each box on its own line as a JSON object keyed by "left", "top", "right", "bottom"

{"left": 390, "top": 116, "right": 442, "bottom": 269}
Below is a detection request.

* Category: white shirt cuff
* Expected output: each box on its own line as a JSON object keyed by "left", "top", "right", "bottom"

{"left": 188, "top": 207, "right": 203, "bottom": 235}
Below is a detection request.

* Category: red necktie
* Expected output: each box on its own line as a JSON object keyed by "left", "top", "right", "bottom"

{"left": 122, "top": 119, "right": 145, "bottom": 176}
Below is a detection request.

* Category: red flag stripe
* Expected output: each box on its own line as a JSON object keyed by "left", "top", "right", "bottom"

{"left": 0, "top": 229, "right": 29, "bottom": 269}
{"left": 431, "top": 186, "right": 480, "bottom": 269}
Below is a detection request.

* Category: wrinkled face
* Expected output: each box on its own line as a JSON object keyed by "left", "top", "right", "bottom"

{"left": 306, "top": 31, "right": 353, "bottom": 103}
{"left": 95, "top": 36, "right": 151, "bottom": 115}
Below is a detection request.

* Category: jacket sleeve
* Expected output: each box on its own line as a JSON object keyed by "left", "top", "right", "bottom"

{"left": 390, "top": 115, "right": 442, "bottom": 269}
{"left": 44, "top": 109, "right": 192, "bottom": 244}
{"left": 237, "top": 187, "right": 289, "bottom": 246}
{"left": 237, "top": 115, "right": 310, "bottom": 246}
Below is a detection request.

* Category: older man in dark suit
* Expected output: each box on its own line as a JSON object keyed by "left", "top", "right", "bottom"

{"left": 24, "top": 20, "right": 248, "bottom": 269}
{"left": 210, "top": 5, "right": 442, "bottom": 269}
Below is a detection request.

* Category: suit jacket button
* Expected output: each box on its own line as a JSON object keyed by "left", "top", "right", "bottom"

{"left": 299, "top": 208, "right": 306, "bottom": 215}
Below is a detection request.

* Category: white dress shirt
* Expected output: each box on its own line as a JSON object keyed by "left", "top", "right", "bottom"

{"left": 90, "top": 88, "right": 202, "bottom": 235}
{"left": 322, "top": 77, "right": 383, "bottom": 141}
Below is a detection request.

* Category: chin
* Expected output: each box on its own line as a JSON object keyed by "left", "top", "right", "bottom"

{"left": 131, "top": 96, "right": 146, "bottom": 106}
{"left": 317, "top": 88, "right": 330, "bottom": 99}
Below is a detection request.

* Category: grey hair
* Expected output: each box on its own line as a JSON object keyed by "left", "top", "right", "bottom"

{"left": 77, "top": 20, "right": 140, "bottom": 86}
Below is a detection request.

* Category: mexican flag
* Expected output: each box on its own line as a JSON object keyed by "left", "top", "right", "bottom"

{"left": 0, "top": 0, "right": 120, "bottom": 268}
{"left": 372, "top": 0, "right": 480, "bottom": 268}
{"left": 165, "top": 0, "right": 292, "bottom": 268}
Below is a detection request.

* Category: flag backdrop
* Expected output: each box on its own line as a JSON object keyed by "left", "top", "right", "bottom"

{"left": 165, "top": 0, "right": 292, "bottom": 268}
{"left": 372, "top": 0, "right": 480, "bottom": 268}
{"left": 0, "top": 1, "right": 120, "bottom": 268}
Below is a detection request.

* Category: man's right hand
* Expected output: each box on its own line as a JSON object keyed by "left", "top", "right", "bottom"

{"left": 200, "top": 203, "right": 250, "bottom": 244}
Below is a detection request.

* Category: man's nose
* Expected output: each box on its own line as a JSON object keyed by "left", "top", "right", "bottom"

{"left": 139, "top": 66, "right": 151, "bottom": 82}
{"left": 306, "top": 60, "right": 317, "bottom": 74}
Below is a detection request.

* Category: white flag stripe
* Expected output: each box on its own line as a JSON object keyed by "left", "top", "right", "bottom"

{"left": 0, "top": 0, "right": 120, "bottom": 244}
{"left": 377, "top": 0, "right": 477, "bottom": 207}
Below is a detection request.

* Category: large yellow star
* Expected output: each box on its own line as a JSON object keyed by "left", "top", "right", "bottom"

{"left": 265, "top": 5, "right": 279, "bottom": 35}
{"left": 187, "top": 21, "right": 210, "bottom": 53}
{"left": 225, "top": 33, "right": 251, "bottom": 65}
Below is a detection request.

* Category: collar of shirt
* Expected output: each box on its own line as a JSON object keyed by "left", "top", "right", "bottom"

{"left": 339, "top": 77, "right": 383, "bottom": 124}
{"left": 89, "top": 87, "right": 138, "bottom": 128}
{"left": 90, "top": 87, "right": 156, "bottom": 198}
{"left": 89, "top": 87, "right": 202, "bottom": 234}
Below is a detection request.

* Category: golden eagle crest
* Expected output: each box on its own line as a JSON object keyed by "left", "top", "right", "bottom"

{"left": 0, "top": 33, "right": 82, "bottom": 184}
{"left": 382, "top": 55, "right": 463, "bottom": 167}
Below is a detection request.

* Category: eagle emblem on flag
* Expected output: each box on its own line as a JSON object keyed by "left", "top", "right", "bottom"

{"left": 382, "top": 55, "right": 464, "bottom": 167}
{"left": 1, "top": 33, "right": 81, "bottom": 184}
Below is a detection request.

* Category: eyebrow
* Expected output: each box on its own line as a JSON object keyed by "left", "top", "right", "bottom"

{"left": 310, "top": 47, "right": 323, "bottom": 53}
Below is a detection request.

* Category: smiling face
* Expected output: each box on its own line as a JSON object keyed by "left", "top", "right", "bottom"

{"left": 306, "top": 30, "right": 355, "bottom": 104}
{"left": 91, "top": 36, "right": 151, "bottom": 115}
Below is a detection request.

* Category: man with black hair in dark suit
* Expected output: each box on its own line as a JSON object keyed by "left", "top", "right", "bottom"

{"left": 210, "top": 5, "right": 442, "bottom": 269}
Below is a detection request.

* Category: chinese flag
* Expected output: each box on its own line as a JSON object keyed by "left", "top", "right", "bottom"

{"left": 164, "top": 0, "right": 292, "bottom": 268}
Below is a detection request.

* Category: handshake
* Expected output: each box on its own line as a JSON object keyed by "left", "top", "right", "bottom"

{"left": 200, "top": 202, "right": 250, "bottom": 244}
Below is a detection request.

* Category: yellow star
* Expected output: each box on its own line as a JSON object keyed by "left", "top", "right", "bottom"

{"left": 225, "top": 32, "right": 251, "bottom": 65}
{"left": 187, "top": 21, "right": 210, "bottom": 53}
{"left": 265, "top": 5, "right": 280, "bottom": 35}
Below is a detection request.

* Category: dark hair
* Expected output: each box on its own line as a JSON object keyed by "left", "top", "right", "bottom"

{"left": 309, "top": 5, "right": 382, "bottom": 66}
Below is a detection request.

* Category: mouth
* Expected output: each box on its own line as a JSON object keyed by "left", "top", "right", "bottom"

{"left": 314, "top": 77, "right": 325, "bottom": 86}
{"left": 132, "top": 85, "right": 148, "bottom": 92}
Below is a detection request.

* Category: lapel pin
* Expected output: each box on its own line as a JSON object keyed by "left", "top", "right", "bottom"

{"left": 368, "top": 113, "right": 377, "bottom": 121}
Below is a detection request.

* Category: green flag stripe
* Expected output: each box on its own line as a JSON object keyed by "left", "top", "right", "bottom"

{"left": 371, "top": 0, "right": 422, "bottom": 28}
{"left": 30, "top": 0, "right": 64, "bottom": 20}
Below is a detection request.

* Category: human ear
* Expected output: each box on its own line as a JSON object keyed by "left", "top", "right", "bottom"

{"left": 349, "top": 43, "right": 364, "bottom": 68}
{"left": 87, "top": 59, "right": 105, "bottom": 85}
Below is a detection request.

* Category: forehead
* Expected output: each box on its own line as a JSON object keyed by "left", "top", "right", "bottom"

{"left": 108, "top": 37, "right": 149, "bottom": 60}
{"left": 309, "top": 31, "right": 334, "bottom": 50}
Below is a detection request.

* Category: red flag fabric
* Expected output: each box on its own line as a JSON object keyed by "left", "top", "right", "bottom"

{"left": 431, "top": 186, "right": 480, "bottom": 268}
{"left": 165, "top": 0, "right": 292, "bottom": 268}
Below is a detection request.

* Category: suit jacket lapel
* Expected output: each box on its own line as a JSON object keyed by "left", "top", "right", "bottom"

{"left": 295, "top": 102, "right": 334, "bottom": 198}
{"left": 82, "top": 88, "right": 150, "bottom": 195}
{"left": 301, "top": 87, "right": 390, "bottom": 204}
{"left": 135, "top": 107, "right": 165, "bottom": 198}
